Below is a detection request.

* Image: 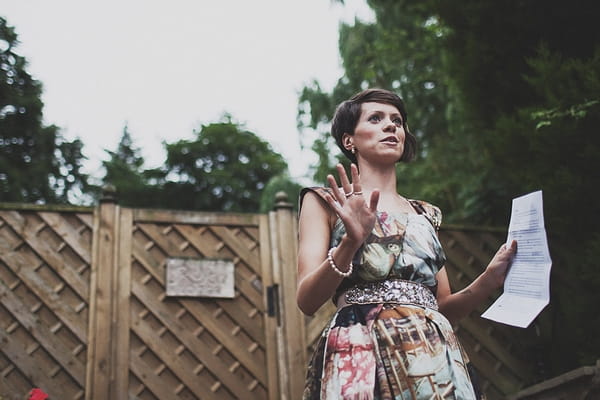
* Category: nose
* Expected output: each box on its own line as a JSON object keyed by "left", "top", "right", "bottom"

{"left": 383, "top": 118, "right": 397, "bottom": 132}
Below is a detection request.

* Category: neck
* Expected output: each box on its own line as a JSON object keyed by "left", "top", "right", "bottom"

{"left": 356, "top": 162, "right": 398, "bottom": 196}
{"left": 355, "top": 160, "right": 416, "bottom": 213}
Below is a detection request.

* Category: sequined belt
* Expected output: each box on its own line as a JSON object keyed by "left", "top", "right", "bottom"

{"left": 338, "top": 279, "right": 439, "bottom": 311}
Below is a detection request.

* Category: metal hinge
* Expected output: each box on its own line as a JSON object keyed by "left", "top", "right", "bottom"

{"left": 266, "top": 284, "right": 280, "bottom": 326}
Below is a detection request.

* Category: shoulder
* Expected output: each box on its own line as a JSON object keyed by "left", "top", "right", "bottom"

{"left": 409, "top": 199, "right": 443, "bottom": 231}
{"left": 298, "top": 187, "right": 337, "bottom": 231}
{"left": 299, "top": 187, "right": 333, "bottom": 206}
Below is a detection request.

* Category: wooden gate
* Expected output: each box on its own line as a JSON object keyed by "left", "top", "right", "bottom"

{"left": 0, "top": 193, "right": 304, "bottom": 400}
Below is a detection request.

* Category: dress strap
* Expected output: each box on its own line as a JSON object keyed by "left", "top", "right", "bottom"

{"left": 409, "top": 199, "right": 443, "bottom": 231}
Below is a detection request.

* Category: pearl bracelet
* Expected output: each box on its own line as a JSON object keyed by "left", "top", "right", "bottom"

{"left": 327, "top": 247, "right": 353, "bottom": 277}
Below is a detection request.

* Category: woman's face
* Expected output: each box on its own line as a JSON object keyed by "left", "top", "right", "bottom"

{"left": 345, "top": 102, "right": 405, "bottom": 164}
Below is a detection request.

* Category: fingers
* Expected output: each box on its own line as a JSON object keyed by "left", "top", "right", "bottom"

{"left": 369, "top": 189, "right": 380, "bottom": 211}
{"left": 329, "top": 163, "right": 372, "bottom": 205}
{"left": 503, "top": 240, "right": 517, "bottom": 255}
{"left": 507, "top": 240, "right": 517, "bottom": 260}
{"left": 336, "top": 164, "right": 352, "bottom": 197}
{"left": 326, "top": 174, "right": 344, "bottom": 204}
{"left": 350, "top": 164, "right": 361, "bottom": 194}
{"left": 495, "top": 240, "right": 517, "bottom": 264}
{"left": 323, "top": 190, "right": 342, "bottom": 212}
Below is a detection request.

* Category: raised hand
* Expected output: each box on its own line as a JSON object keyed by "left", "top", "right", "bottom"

{"left": 324, "top": 163, "right": 380, "bottom": 246}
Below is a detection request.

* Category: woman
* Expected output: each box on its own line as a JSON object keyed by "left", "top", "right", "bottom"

{"left": 297, "top": 88, "right": 517, "bottom": 399}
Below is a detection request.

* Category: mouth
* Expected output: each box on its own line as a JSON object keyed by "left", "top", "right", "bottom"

{"left": 380, "top": 136, "right": 399, "bottom": 144}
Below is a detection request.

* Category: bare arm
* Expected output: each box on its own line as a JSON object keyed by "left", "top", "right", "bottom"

{"left": 436, "top": 240, "right": 517, "bottom": 324}
{"left": 296, "top": 164, "right": 379, "bottom": 316}
{"left": 296, "top": 192, "right": 361, "bottom": 315}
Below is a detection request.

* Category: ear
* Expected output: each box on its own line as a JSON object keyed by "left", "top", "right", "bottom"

{"left": 342, "top": 133, "right": 353, "bottom": 151}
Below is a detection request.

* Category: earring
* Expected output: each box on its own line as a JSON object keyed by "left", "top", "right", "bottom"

{"left": 351, "top": 146, "right": 356, "bottom": 154}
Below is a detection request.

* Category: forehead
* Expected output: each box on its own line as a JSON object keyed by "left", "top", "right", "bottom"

{"left": 360, "top": 102, "right": 401, "bottom": 116}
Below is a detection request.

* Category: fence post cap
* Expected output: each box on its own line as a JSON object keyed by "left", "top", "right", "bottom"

{"left": 274, "top": 191, "right": 293, "bottom": 210}
{"left": 100, "top": 184, "right": 117, "bottom": 203}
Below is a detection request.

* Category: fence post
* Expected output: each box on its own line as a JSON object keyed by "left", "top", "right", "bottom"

{"left": 269, "top": 192, "right": 306, "bottom": 400}
{"left": 85, "top": 185, "right": 120, "bottom": 399}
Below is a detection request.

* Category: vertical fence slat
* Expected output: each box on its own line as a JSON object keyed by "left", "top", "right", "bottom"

{"left": 85, "top": 197, "right": 118, "bottom": 399}
{"left": 269, "top": 193, "right": 306, "bottom": 400}
{"left": 260, "top": 213, "right": 281, "bottom": 400}
{"left": 114, "top": 207, "right": 132, "bottom": 399}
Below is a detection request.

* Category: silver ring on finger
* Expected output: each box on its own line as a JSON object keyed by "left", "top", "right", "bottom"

{"left": 353, "top": 191, "right": 363, "bottom": 196}
{"left": 344, "top": 190, "right": 354, "bottom": 198}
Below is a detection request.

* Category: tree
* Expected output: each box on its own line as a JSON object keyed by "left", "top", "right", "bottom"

{"left": 0, "top": 17, "right": 88, "bottom": 204}
{"left": 100, "top": 124, "right": 158, "bottom": 207}
{"left": 159, "top": 116, "right": 288, "bottom": 212}
{"left": 99, "top": 116, "right": 290, "bottom": 213}
{"left": 432, "top": 0, "right": 600, "bottom": 225}
{"left": 104, "top": 115, "right": 286, "bottom": 213}
{"left": 487, "top": 47, "right": 600, "bottom": 373}
{"left": 259, "top": 173, "right": 302, "bottom": 213}
{"left": 297, "top": 1, "right": 456, "bottom": 208}
{"left": 431, "top": 2, "right": 600, "bottom": 373}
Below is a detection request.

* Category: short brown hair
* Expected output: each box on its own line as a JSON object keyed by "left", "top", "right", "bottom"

{"left": 331, "top": 88, "right": 417, "bottom": 163}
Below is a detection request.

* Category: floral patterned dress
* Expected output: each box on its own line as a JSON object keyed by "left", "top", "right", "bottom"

{"left": 300, "top": 187, "right": 484, "bottom": 400}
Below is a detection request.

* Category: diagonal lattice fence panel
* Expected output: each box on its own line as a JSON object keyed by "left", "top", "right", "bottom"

{"left": 126, "top": 216, "right": 271, "bottom": 399}
{"left": 0, "top": 207, "right": 93, "bottom": 400}
{"left": 440, "top": 227, "right": 538, "bottom": 400}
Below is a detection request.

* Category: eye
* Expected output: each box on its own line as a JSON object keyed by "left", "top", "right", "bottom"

{"left": 392, "top": 117, "right": 403, "bottom": 126}
{"left": 368, "top": 114, "right": 381, "bottom": 122}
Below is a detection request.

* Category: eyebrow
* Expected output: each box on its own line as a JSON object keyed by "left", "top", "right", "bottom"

{"left": 366, "top": 109, "right": 403, "bottom": 119}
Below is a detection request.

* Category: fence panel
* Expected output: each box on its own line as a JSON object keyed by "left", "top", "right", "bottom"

{"left": 0, "top": 207, "right": 94, "bottom": 400}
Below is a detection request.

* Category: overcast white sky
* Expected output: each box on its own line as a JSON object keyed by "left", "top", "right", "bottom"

{"left": 2, "top": 0, "right": 373, "bottom": 184}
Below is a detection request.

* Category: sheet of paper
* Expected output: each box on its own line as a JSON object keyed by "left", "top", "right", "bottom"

{"left": 481, "top": 190, "right": 552, "bottom": 328}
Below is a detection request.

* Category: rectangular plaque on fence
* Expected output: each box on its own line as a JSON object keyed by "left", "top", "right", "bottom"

{"left": 166, "top": 258, "right": 235, "bottom": 298}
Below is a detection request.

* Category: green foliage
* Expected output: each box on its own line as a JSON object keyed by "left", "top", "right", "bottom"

{"left": 258, "top": 173, "right": 302, "bottom": 213}
{"left": 0, "top": 17, "right": 88, "bottom": 204}
{"left": 99, "top": 124, "right": 158, "bottom": 207}
{"left": 297, "top": 0, "right": 449, "bottom": 188}
{"left": 431, "top": 0, "right": 600, "bottom": 227}
{"left": 531, "top": 100, "right": 598, "bottom": 130}
{"left": 518, "top": 47, "right": 600, "bottom": 372}
{"left": 160, "top": 117, "right": 288, "bottom": 212}
{"left": 101, "top": 116, "right": 288, "bottom": 213}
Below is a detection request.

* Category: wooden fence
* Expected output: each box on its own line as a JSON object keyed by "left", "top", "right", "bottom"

{"left": 1, "top": 194, "right": 538, "bottom": 399}
{"left": 509, "top": 359, "right": 600, "bottom": 400}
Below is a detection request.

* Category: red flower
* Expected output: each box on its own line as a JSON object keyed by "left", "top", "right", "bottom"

{"left": 28, "top": 388, "right": 48, "bottom": 400}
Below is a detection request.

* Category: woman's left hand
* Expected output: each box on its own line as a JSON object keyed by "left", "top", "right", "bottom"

{"left": 325, "top": 163, "right": 380, "bottom": 247}
{"left": 484, "top": 240, "right": 517, "bottom": 289}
